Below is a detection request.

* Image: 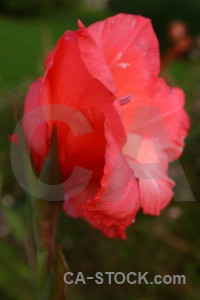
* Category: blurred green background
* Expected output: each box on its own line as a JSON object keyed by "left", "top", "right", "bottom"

{"left": 0, "top": 0, "right": 200, "bottom": 299}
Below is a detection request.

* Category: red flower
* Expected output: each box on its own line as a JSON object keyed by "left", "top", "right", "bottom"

{"left": 19, "top": 14, "right": 189, "bottom": 239}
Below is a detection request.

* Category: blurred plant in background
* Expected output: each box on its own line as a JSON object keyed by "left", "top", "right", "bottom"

{"left": 0, "top": 0, "right": 84, "bottom": 16}
{"left": 0, "top": 0, "right": 44, "bottom": 15}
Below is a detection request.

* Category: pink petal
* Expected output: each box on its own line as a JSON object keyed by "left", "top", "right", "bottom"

{"left": 78, "top": 20, "right": 116, "bottom": 94}
{"left": 122, "top": 78, "right": 190, "bottom": 162}
{"left": 88, "top": 13, "right": 160, "bottom": 130}
{"left": 150, "top": 78, "right": 190, "bottom": 160}
{"left": 83, "top": 124, "right": 140, "bottom": 239}
{"left": 123, "top": 134, "right": 175, "bottom": 215}
{"left": 60, "top": 107, "right": 106, "bottom": 181}
{"left": 139, "top": 175, "right": 175, "bottom": 215}
{"left": 122, "top": 79, "right": 190, "bottom": 215}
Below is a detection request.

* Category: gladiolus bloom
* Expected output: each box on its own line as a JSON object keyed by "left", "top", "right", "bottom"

{"left": 18, "top": 14, "right": 190, "bottom": 239}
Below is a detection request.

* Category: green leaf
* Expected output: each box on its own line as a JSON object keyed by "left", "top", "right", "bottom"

{"left": 13, "top": 106, "right": 37, "bottom": 201}
{"left": 13, "top": 106, "right": 38, "bottom": 269}
{"left": 32, "top": 126, "right": 65, "bottom": 299}
{"left": 33, "top": 125, "right": 64, "bottom": 251}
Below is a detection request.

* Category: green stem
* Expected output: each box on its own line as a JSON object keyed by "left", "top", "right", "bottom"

{"left": 20, "top": 125, "right": 69, "bottom": 299}
{"left": 34, "top": 199, "right": 63, "bottom": 299}
{"left": 36, "top": 250, "right": 49, "bottom": 299}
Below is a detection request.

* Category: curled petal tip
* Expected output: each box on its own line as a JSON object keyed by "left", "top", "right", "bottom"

{"left": 78, "top": 19, "right": 84, "bottom": 29}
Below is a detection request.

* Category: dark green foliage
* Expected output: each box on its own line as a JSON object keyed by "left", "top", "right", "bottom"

{"left": 0, "top": 0, "right": 44, "bottom": 16}
{"left": 0, "top": 0, "right": 81, "bottom": 16}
